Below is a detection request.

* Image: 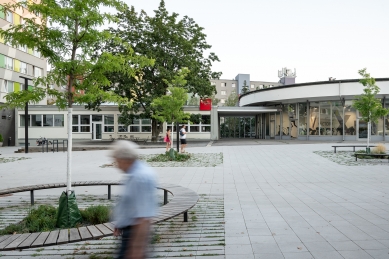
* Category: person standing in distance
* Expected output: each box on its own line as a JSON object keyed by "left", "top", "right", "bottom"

{"left": 110, "top": 141, "right": 157, "bottom": 259}
{"left": 164, "top": 128, "right": 172, "bottom": 152}
{"left": 179, "top": 124, "right": 187, "bottom": 153}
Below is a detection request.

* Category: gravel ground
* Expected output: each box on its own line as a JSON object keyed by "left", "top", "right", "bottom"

{"left": 313, "top": 150, "right": 389, "bottom": 166}
{"left": 139, "top": 153, "right": 223, "bottom": 167}
{"left": 101, "top": 153, "right": 224, "bottom": 168}
{"left": 0, "top": 157, "right": 31, "bottom": 164}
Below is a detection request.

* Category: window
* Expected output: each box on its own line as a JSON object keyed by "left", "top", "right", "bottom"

{"left": 186, "top": 114, "right": 211, "bottom": 133}
{"left": 31, "top": 114, "right": 43, "bottom": 126}
{"left": 221, "top": 82, "right": 227, "bottom": 87}
{"left": 221, "top": 90, "right": 226, "bottom": 95}
{"left": 232, "top": 83, "right": 235, "bottom": 88}
{"left": 5, "top": 80, "right": 13, "bottom": 93}
{"left": 211, "top": 81, "right": 216, "bottom": 86}
{"left": 104, "top": 115, "right": 114, "bottom": 132}
{"left": 18, "top": 45, "right": 27, "bottom": 52}
{"left": 251, "top": 85, "right": 254, "bottom": 89}
{"left": 141, "top": 119, "right": 152, "bottom": 132}
{"left": 6, "top": 56, "right": 13, "bottom": 70}
{"left": 20, "top": 62, "right": 27, "bottom": 74}
{"left": 20, "top": 114, "right": 64, "bottom": 127}
{"left": 33, "top": 49, "right": 41, "bottom": 58}
{"left": 72, "top": 115, "right": 91, "bottom": 132}
{"left": 34, "top": 67, "right": 42, "bottom": 77}
{"left": 6, "top": 10, "right": 13, "bottom": 23}
{"left": 0, "top": 5, "right": 5, "bottom": 20}
{"left": 42, "top": 115, "right": 53, "bottom": 126}
{"left": 220, "top": 99, "right": 225, "bottom": 104}
{"left": 54, "top": 115, "right": 64, "bottom": 126}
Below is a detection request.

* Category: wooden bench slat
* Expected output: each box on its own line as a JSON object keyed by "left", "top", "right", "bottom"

{"left": 0, "top": 235, "right": 11, "bottom": 244}
{"left": 103, "top": 222, "right": 115, "bottom": 231}
{"left": 77, "top": 227, "right": 92, "bottom": 240}
{"left": 4, "top": 233, "right": 31, "bottom": 250}
{"left": 31, "top": 232, "right": 50, "bottom": 248}
{"left": 57, "top": 229, "right": 68, "bottom": 244}
{"left": 18, "top": 232, "right": 40, "bottom": 249}
{"left": 95, "top": 224, "right": 112, "bottom": 236}
{"left": 69, "top": 228, "right": 81, "bottom": 242}
{"left": 86, "top": 225, "right": 104, "bottom": 239}
{"left": 0, "top": 235, "right": 21, "bottom": 250}
{"left": 44, "top": 230, "right": 59, "bottom": 246}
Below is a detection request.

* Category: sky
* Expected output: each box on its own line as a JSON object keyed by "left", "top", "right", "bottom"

{"left": 114, "top": 0, "right": 389, "bottom": 83}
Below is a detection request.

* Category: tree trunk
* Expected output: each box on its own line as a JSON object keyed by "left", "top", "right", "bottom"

{"left": 151, "top": 119, "right": 161, "bottom": 142}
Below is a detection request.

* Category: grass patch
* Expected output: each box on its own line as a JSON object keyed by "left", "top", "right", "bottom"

{"left": 80, "top": 205, "right": 110, "bottom": 225}
{"left": 0, "top": 204, "right": 111, "bottom": 235}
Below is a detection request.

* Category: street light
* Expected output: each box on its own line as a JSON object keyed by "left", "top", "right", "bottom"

{"left": 19, "top": 76, "right": 33, "bottom": 153}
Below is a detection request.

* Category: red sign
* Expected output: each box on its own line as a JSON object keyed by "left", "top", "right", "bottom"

{"left": 199, "top": 98, "right": 212, "bottom": 111}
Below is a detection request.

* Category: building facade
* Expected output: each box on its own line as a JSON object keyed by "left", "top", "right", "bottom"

{"left": 0, "top": 1, "right": 47, "bottom": 145}
{"left": 239, "top": 78, "right": 389, "bottom": 142}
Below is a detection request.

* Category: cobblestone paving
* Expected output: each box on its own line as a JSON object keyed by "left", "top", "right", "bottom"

{"left": 0, "top": 194, "right": 225, "bottom": 259}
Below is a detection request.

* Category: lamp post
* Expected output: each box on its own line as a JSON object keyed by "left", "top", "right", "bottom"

{"left": 19, "top": 76, "right": 33, "bottom": 153}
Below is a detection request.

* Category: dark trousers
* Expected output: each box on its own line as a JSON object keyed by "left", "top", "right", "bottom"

{"left": 116, "top": 226, "right": 132, "bottom": 259}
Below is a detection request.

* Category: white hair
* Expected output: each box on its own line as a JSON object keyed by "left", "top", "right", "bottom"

{"left": 109, "top": 140, "right": 139, "bottom": 160}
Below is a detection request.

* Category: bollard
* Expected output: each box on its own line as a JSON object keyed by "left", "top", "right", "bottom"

{"left": 8, "top": 137, "right": 11, "bottom": 146}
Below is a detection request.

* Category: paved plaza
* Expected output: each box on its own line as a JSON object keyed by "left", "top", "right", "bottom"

{"left": 0, "top": 141, "right": 389, "bottom": 258}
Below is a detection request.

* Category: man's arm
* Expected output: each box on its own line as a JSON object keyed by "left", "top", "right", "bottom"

{"left": 127, "top": 218, "right": 151, "bottom": 259}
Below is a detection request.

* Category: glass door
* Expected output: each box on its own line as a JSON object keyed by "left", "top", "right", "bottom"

{"left": 92, "top": 123, "right": 102, "bottom": 140}
{"left": 357, "top": 120, "right": 368, "bottom": 139}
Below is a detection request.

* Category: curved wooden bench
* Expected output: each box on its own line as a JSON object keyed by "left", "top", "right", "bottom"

{"left": 0, "top": 181, "right": 198, "bottom": 251}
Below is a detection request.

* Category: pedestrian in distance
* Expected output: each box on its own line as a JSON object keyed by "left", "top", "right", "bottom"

{"left": 164, "top": 128, "right": 172, "bottom": 152}
{"left": 110, "top": 140, "right": 157, "bottom": 259}
{"left": 179, "top": 124, "right": 187, "bottom": 153}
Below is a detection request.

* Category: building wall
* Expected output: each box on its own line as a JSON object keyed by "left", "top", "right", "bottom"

{"left": 0, "top": 0, "right": 47, "bottom": 104}
{"left": 15, "top": 105, "right": 213, "bottom": 144}
{"left": 0, "top": 107, "right": 15, "bottom": 145}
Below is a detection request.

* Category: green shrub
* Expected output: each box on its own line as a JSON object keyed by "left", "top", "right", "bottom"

{"left": 0, "top": 134, "right": 3, "bottom": 142}
{"left": 80, "top": 205, "right": 110, "bottom": 225}
{"left": 147, "top": 151, "right": 191, "bottom": 162}
{"left": 0, "top": 205, "right": 57, "bottom": 234}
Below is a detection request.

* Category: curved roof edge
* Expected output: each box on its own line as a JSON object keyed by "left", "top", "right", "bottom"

{"left": 239, "top": 78, "right": 389, "bottom": 100}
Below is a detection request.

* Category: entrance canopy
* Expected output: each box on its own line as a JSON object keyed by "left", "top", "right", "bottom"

{"left": 217, "top": 106, "right": 278, "bottom": 116}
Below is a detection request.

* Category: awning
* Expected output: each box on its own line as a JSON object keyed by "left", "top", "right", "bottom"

{"left": 217, "top": 106, "right": 278, "bottom": 116}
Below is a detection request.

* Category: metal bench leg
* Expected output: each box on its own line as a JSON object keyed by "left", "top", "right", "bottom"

{"left": 184, "top": 211, "right": 188, "bottom": 222}
{"left": 108, "top": 185, "right": 111, "bottom": 200}
{"left": 334, "top": 147, "right": 336, "bottom": 153}
{"left": 353, "top": 147, "right": 355, "bottom": 152}
{"left": 164, "top": 190, "right": 168, "bottom": 205}
{"left": 30, "top": 190, "right": 34, "bottom": 205}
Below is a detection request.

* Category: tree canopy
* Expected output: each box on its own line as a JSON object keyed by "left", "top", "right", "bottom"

{"left": 91, "top": 0, "right": 221, "bottom": 139}
{"left": 352, "top": 68, "right": 388, "bottom": 124}
{"left": 0, "top": 0, "right": 152, "bottom": 109}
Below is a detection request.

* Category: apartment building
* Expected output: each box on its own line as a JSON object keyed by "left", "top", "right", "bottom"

{"left": 212, "top": 73, "right": 283, "bottom": 105}
{"left": 0, "top": 0, "right": 47, "bottom": 145}
{"left": 0, "top": 1, "right": 47, "bottom": 104}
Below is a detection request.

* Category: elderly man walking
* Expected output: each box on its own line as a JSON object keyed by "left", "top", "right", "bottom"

{"left": 110, "top": 140, "right": 157, "bottom": 259}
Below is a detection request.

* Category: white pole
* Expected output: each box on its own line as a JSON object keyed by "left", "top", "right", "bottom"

{"left": 67, "top": 108, "right": 73, "bottom": 192}
{"left": 367, "top": 121, "right": 371, "bottom": 149}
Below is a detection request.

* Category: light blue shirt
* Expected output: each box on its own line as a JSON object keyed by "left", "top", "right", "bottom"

{"left": 113, "top": 160, "right": 157, "bottom": 228}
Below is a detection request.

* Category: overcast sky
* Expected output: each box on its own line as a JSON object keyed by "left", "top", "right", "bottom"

{"left": 117, "top": 0, "right": 388, "bottom": 83}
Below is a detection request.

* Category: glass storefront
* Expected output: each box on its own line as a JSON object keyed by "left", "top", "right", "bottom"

{"left": 344, "top": 101, "right": 357, "bottom": 135}
{"left": 298, "top": 103, "right": 307, "bottom": 136}
{"left": 332, "top": 102, "right": 343, "bottom": 136}
{"left": 309, "top": 102, "right": 319, "bottom": 135}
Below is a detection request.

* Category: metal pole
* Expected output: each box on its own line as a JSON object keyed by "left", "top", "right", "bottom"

{"left": 164, "top": 190, "right": 168, "bottom": 205}
{"left": 108, "top": 185, "right": 111, "bottom": 200}
{"left": 176, "top": 122, "right": 179, "bottom": 152}
{"left": 20, "top": 76, "right": 33, "bottom": 153}
{"left": 30, "top": 190, "right": 34, "bottom": 205}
